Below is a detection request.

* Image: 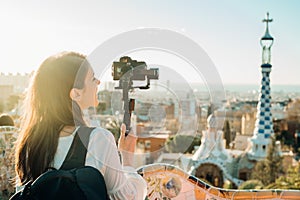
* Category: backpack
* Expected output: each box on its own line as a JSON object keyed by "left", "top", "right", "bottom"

{"left": 10, "top": 126, "right": 110, "bottom": 200}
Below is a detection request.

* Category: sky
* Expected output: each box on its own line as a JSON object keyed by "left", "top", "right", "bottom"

{"left": 0, "top": 0, "right": 300, "bottom": 85}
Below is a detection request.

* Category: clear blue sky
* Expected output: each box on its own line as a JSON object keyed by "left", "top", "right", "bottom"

{"left": 0, "top": 0, "right": 299, "bottom": 85}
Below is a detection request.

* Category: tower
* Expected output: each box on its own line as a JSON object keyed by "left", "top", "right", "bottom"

{"left": 248, "top": 13, "right": 275, "bottom": 160}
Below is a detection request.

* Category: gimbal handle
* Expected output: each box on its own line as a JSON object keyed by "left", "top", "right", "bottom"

{"left": 121, "top": 80, "right": 135, "bottom": 136}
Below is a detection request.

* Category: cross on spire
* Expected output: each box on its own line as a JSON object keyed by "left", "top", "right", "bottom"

{"left": 262, "top": 12, "right": 273, "bottom": 28}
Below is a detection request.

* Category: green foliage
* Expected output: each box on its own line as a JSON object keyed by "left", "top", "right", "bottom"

{"left": 223, "top": 120, "right": 231, "bottom": 148}
{"left": 252, "top": 139, "right": 300, "bottom": 190}
{"left": 238, "top": 180, "right": 264, "bottom": 190}
{"left": 265, "top": 165, "right": 300, "bottom": 189}
{"left": 207, "top": 104, "right": 212, "bottom": 118}
{"left": 251, "top": 136, "right": 283, "bottom": 186}
{"left": 281, "top": 130, "right": 294, "bottom": 146}
{"left": 266, "top": 136, "right": 283, "bottom": 183}
{"left": 251, "top": 160, "right": 272, "bottom": 185}
{"left": 165, "top": 134, "right": 201, "bottom": 153}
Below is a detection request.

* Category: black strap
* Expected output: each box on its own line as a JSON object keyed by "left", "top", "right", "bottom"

{"left": 60, "top": 126, "right": 95, "bottom": 170}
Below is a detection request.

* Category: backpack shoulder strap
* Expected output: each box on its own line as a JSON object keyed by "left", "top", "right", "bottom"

{"left": 60, "top": 126, "right": 95, "bottom": 170}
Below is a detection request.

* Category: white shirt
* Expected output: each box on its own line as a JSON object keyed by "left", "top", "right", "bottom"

{"left": 53, "top": 127, "right": 147, "bottom": 200}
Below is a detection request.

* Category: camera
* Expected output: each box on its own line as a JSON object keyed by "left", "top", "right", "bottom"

{"left": 112, "top": 56, "right": 159, "bottom": 81}
{"left": 112, "top": 56, "right": 159, "bottom": 136}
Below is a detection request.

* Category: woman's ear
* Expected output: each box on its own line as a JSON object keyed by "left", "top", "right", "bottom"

{"left": 70, "top": 88, "right": 82, "bottom": 102}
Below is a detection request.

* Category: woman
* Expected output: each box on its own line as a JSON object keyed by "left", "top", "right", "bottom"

{"left": 15, "top": 52, "right": 147, "bottom": 199}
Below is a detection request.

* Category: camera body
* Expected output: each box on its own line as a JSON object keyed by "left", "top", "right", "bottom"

{"left": 112, "top": 56, "right": 159, "bottom": 81}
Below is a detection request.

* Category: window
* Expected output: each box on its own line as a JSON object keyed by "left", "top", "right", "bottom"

{"left": 145, "top": 140, "right": 151, "bottom": 148}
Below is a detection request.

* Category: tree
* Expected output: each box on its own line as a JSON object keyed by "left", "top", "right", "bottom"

{"left": 223, "top": 120, "right": 231, "bottom": 148}
{"left": 207, "top": 103, "right": 216, "bottom": 118}
{"left": 251, "top": 160, "right": 271, "bottom": 186}
{"left": 251, "top": 136, "right": 283, "bottom": 186}
{"left": 281, "top": 130, "right": 294, "bottom": 147}
{"left": 265, "top": 136, "right": 283, "bottom": 183}
{"left": 207, "top": 104, "right": 212, "bottom": 118}
{"left": 265, "top": 165, "right": 300, "bottom": 189}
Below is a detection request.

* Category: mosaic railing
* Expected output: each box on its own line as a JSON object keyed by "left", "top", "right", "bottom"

{"left": 137, "top": 163, "right": 300, "bottom": 200}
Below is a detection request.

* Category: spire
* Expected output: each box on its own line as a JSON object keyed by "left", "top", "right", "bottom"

{"left": 248, "top": 13, "right": 275, "bottom": 161}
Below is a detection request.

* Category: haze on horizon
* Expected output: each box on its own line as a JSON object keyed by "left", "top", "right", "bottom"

{"left": 0, "top": 0, "right": 299, "bottom": 85}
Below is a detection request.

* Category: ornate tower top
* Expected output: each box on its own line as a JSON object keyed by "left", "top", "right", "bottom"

{"left": 260, "top": 12, "right": 274, "bottom": 65}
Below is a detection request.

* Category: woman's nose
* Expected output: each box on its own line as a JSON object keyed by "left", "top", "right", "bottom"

{"left": 96, "top": 79, "right": 100, "bottom": 85}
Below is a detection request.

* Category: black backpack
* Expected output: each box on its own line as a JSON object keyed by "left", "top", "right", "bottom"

{"left": 10, "top": 126, "right": 110, "bottom": 200}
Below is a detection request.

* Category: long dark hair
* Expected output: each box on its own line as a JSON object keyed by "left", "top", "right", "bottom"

{"left": 15, "top": 52, "right": 89, "bottom": 184}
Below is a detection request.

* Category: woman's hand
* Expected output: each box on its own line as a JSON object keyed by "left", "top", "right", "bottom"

{"left": 118, "top": 124, "right": 137, "bottom": 166}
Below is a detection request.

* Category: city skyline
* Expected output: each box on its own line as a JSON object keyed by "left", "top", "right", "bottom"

{"left": 0, "top": 0, "right": 300, "bottom": 85}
